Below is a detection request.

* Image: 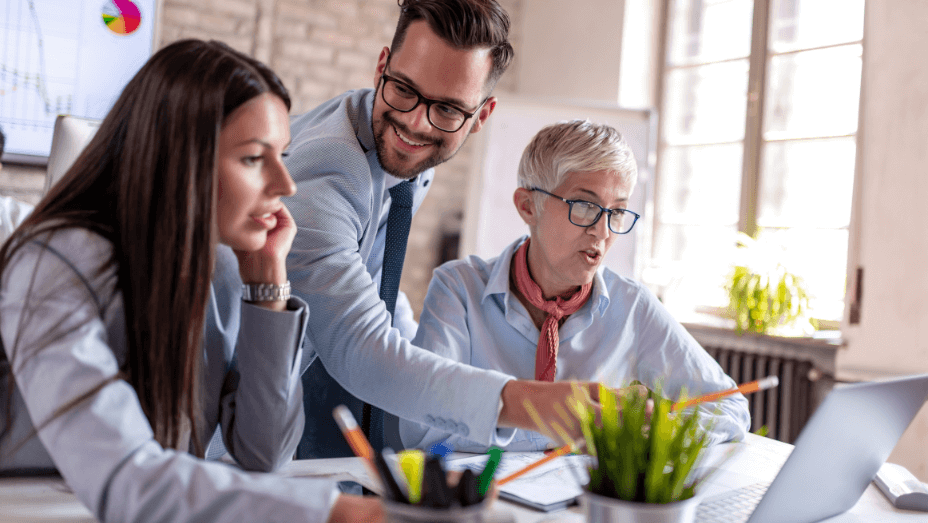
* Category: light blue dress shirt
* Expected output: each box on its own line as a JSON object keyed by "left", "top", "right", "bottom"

{"left": 284, "top": 89, "right": 514, "bottom": 457}
{"left": 400, "top": 236, "right": 751, "bottom": 452}
{"left": 0, "top": 228, "right": 339, "bottom": 522}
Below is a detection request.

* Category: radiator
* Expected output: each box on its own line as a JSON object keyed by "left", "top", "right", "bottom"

{"left": 683, "top": 324, "right": 841, "bottom": 444}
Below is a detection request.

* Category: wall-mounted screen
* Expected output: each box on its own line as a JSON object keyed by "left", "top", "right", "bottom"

{"left": 0, "top": 0, "right": 158, "bottom": 164}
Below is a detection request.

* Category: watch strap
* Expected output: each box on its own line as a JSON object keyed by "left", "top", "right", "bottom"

{"left": 241, "top": 281, "right": 291, "bottom": 302}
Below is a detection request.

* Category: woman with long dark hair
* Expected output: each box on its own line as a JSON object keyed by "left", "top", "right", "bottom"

{"left": 0, "top": 39, "right": 381, "bottom": 522}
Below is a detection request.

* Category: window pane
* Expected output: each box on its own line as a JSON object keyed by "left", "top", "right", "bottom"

{"left": 758, "top": 137, "right": 855, "bottom": 229}
{"left": 668, "top": 0, "right": 754, "bottom": 66}
{"left": 653, "top": 223, "right": 737, "bottom": 313}
{"left": 764, "top": 45, "right": 862, "bottom": 139}
{"left": 755, "top": 227, "right": 848, "bottom": 322}
{"left": 664, "top": 60, "right": 750, "bottom": 144}
{"left": 770, "top": 0, "right": 865, "bottom": 53}
{"left": 658, "top": 144, "right": 743, "bottom": 225}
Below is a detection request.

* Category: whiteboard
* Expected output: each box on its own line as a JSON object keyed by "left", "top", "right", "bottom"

{"left": 461, "top": 96, "right": 655, "bottom": 279}
{"left": 0, "top": 0, "right": 159, "bottom": 164}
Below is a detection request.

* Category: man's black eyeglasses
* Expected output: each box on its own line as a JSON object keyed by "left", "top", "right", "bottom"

{"left": 531, "top": 187, "right": 640, "bottom": 235}
{"left": 379, "top": 72, "right": 487, "bottom": 133}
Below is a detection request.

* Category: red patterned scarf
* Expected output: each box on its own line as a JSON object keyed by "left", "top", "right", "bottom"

{"left": 512, "top": 239, "right": 592, "bottom": 381}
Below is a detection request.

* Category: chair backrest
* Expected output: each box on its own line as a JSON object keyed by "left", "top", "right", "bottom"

{"left": 45, "top": 115, "right": 101, "bottom": 195}
{"left": 0, "top": 196, "right": 34, "bottom": 245}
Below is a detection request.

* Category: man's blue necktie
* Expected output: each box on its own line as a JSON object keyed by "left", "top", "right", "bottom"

{"left": 379, "top": 181, "right": 414, "bottom": 321}
{"left": 362, "top": 180, "right": 414, "bottom": 443}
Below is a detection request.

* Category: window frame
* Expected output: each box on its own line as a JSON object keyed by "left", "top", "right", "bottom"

{"left": 651, "top": 0, "right": 865, "bottom": 329}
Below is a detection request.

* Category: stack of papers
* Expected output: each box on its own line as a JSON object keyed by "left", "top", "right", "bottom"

{"left": 446, "top": 452, "right": 592, "bottom": 512}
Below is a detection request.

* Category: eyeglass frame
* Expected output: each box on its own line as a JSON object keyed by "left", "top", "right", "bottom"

{"left": 378, "top": 68, "right": 488, "bottom": 133}
{"left": 530, "top": 187, "right": 641, "bottom": 235}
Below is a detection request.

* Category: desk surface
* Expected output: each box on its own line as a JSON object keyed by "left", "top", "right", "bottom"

{"left": 1, "top": 434, "right": 925, "bottom": 522}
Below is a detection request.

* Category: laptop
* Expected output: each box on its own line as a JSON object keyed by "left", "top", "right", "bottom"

{"left": 697, "top": 373, "right": 928, "bottom": 523}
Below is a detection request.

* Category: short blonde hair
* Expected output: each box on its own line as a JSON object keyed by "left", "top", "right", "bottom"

{"left": 517, "top": 119, "right": 637, "bottom": 211}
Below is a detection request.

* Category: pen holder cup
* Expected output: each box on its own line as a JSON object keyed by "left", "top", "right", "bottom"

{"left": 382, "top": 499, "right": 490, "bottom": 523}
{"left": 582, "top": 491, "right": 699, "bottom": 523}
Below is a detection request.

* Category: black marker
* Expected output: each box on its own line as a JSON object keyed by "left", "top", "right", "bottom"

{"left": 456, "top": 468, "right": 481, "bottom": 506}
{"left": 421, "top": 456, "right": 452, "bottom": 509}
{"left": 375, "top": 450, "right": 408, "bottom": 503}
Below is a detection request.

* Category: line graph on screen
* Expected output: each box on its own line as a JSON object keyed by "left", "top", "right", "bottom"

{"left": 0, "top": 0, "right": 153, "bottom": 161}
{"left": 0, "top": 0, "right": 76, "bottom": 135}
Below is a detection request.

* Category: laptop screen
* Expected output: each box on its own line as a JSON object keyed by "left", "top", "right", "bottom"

{"left": 748, "top": 373, "right": 928, "bottom": 523}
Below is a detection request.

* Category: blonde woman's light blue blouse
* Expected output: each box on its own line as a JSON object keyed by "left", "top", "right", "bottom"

{"left": 400, "top": 236, "right": 751, "bottom": 452}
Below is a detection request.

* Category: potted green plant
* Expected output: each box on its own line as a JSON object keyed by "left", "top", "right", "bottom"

{"left": 570, "top": 385, "right": 709, "bottom": 523}
{"left": 725, "top": 232, "right": 815, "bottom": 335}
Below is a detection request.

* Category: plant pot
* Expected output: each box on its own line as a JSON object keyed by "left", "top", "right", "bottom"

{"left": 582, "top": 490, "right": 700, "bottom": 523}
{"left": 381, "top": 499, "right": 489, "bottom": 523}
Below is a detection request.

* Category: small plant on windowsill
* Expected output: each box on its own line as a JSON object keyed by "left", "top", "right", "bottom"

{"left": 725, "top": 232, "right": 816, "bottom": 336}
{"left": 570, "top": 385, "right": 711, "bottom": 523}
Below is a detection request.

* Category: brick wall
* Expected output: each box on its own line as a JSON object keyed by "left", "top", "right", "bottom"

{"left": 159, "top": 0, "right": 523, "bottom": 317}
{"left": 0, "top": 0, "right": 523, "bottom": 318}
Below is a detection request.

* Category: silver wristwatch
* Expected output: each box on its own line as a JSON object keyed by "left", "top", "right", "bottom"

{"left": 241, "top": 281, "right": 291, "bottom": 302}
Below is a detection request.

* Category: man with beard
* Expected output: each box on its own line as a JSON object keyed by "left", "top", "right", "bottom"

{"left": 285, "top": 0, "right": 601, "bottom": 460}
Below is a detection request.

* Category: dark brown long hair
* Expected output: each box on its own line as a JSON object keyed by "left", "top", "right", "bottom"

{"left": 392, "top": 0, "right": 514, "bottom": 89}
{"left": 0, "top": 39, "right": 290, "bottom": 456}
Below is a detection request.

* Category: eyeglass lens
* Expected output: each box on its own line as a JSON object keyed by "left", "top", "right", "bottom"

{"left": 570, "top": 202, "right": 631, "bottom": 233}
{"left": 382, "top": 78, "right": 466, "bottom": 131}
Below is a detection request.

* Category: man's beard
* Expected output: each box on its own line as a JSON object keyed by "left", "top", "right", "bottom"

{"left": 373, "top": 110, "right": 466, "bottom": 179}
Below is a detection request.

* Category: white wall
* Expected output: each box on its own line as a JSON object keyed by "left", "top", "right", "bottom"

{"left": 516, "top": 0, "right": 626, "bottom": 102}
{"left": 840, "top": 0, "right": 928, "bottom": 481}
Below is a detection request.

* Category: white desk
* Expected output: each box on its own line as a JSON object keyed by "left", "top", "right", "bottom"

{"left": 1, "top": 434, "right": 925, "bottom": 522}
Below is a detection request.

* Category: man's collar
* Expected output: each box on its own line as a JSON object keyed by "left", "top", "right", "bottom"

{"left": 358, "top": 88, "right": 377, "bottom": 154}
{"left": 385, "top": 173, "right": 417, "bottom": 189}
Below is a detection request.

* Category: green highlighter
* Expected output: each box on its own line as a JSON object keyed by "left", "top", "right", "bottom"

{"left": 477, "top": 447, "right": 503, "bottom": 497}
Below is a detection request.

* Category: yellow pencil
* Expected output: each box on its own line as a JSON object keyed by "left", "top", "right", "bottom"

{"left": 671, "top": 376, "right": 779, "bottom": 412}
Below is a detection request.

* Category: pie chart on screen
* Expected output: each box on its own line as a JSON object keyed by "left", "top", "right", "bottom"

{"left": 101, "top": 0, "right": 142, "bottom": 35}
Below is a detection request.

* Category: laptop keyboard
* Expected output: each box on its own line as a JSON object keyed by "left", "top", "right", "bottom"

{"left": 696, "top": 482, "right": 771, "bottom": 523}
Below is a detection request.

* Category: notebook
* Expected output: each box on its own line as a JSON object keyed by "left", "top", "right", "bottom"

{"left": 446, "top": 452, "right": 592, "bottom": 511}
{"left": 697, "top": 373, "right": 928, "bottom": 523}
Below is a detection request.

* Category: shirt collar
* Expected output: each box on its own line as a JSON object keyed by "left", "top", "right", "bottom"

{"left": 482, "top": 235, "right": 612, "bottom": 318}
{"left": 358, "top": 89, "right": 377, "bottom": 155}
{"left": 385, "top": 172, "right": 417, "bottom": 190}
{"left": 482, "top": 236, "right": 525, "bottom": 302}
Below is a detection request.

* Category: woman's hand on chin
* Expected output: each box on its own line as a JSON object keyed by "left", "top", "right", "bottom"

{"left": 234, "top": 204, "right": 296, "bottom": 311}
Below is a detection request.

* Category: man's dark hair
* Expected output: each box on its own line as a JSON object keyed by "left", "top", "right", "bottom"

{"left": 391, "top": 0, "right": 514, "bottom": 90}
{"left": 0, "top": 126, "right": 5, "bottom": 158}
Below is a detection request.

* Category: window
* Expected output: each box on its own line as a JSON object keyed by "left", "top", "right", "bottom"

{"left": 653, "top": 0, "right": 865, "bottom": 326}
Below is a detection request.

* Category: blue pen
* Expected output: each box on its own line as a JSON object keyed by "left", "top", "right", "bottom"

{"left": 428, "top": 438, "right": 454, "bottom": 463}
